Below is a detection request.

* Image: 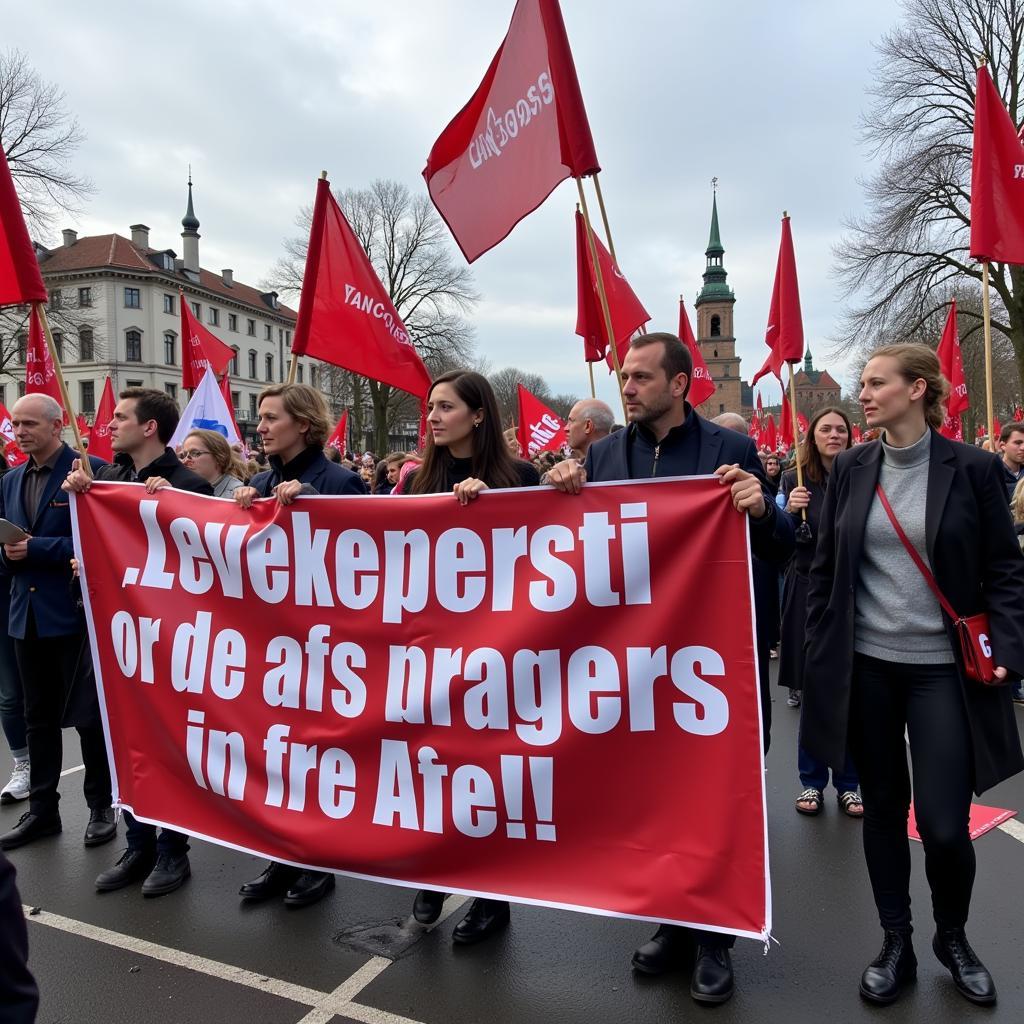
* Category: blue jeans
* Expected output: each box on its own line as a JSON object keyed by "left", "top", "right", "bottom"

{"left": 798, "top": 743, "right": 859, "bottom": 793}
{"left": 124, "top": 812, "right": 189, "bottom": 856}
{"left": 0, "top": 626, "right": 26, "bottom": 757}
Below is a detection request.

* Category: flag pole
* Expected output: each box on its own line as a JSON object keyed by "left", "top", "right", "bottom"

{"left": 788, "top": 363, "right": 806, "bottom": 521}
{"left": 982, "top": 260, "right": 996, "bottom": 444}
{"left": 576, "top": 178, "right": 627, "bottom": 420}
{"left": 587, "top": 361, "right": 596, "bottom": 398}
{"left": 33, "top": 302, "right": 91, "bottom": 475}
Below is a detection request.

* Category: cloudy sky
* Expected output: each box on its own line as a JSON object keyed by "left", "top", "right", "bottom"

{"left": 8, "top": 0, "right": 901, "bottom": 411}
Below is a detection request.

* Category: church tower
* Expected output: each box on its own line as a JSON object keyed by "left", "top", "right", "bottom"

{"left": 694, "top": 189, "right": 742, "bottom": 416}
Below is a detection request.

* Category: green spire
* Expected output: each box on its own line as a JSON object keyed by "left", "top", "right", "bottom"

{"left": 804, "top": 347, "right": 813, "bottom": 372}
{"left": 696, "top": 188, "right": 733, "bottom": 306}
{"left": 707, "top": 193, "right": 723, "bottom": 256}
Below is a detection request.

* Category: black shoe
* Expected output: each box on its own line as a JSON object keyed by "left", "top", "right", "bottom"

{"left": 451, "top": 898, "right": 511, "bottom": 944}
{"left": 631, "top": 924, "right": 686, "bottom": 976}
{"left": 141, "top": 852, "right": 190, "bottom": 897}
{"left": 84, "top": 806, "right": 117, "bottom": 847}
{"left": 239, "top": 861, "right": 300, "bottom": 901}
{"left": 859, "top": 929, "right": 917, "bottom": 1005}
{"left": 413, "top": 889, "right": 446, "bottom": 925}
{"left": 0, "top": 810, "right": 62, "bottom": 850}
{"left": 690, "top": 945, "right": 735, "bottom": 1005}
{"left": 284, "top": 870, "right": 335, "bottom": 908}
{"left": 95, "top": 847, "right": 157, "bottom": 892}
{"left": 933, "top": 928, "right": 997, "bottom": 1005}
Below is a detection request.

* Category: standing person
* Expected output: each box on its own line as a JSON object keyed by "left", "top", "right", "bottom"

{"left": 779, "top": 408, "right": 861, "bottom": 818}
{"left": 1010, "top": 477, "right": 1024, "bottom": 704}
{"left": 564, "top": 399, "right": 614, "bottom": 460}
{"left": 177, "top": 429, "right": 246, "bottom": 497}
{"left": 803, "top": 344, "right": 1024, "bottom": 1007}
{"left": 233, "top": 383, "right": 365, "bottom": 908}
{"left": 997, "top": 421, "right": 1024, "bottom": 500}
{"left": 408, "top": 370, "right": 539, "bottom": 944}
{"left": 763, "top": 453, "right": 784, "bottom": 497}
{"left": 63, "top": 388, "right": 213, "bottom": 897}
{"left": 547, "top": 333, "right": 794, "bottom": 1006}
{"left": 0, "top": 395, "right": 114, "bottom": 852}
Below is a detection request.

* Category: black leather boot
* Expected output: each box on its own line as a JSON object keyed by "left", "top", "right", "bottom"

{"left": 933, "top": 928, "right": 997, "bottom": 1005}
{"left": 631, "top": 924, "right": 687, "bottom": 975}
{"left": 239, "top": 861, "right": 300, "bottom": 901}
{"left": 451, "top": 898, "right": 510, "bottom": 944}
{"left": 859, "top": 929, "right": 917, "bottom": 1004}
{"left": 690, "top": 945, "right": 734, "bottom": 1004}
{"left": 413, "top": 889, "right": 446, "bottom": 925}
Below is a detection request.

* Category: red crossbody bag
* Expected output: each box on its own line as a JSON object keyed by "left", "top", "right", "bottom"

{"left": 875, "top": 484, "right": 999, "bottom": 685}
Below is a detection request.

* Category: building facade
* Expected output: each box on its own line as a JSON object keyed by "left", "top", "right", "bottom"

{"left": 792, "top": 348, "right": 841, "bottom": 419}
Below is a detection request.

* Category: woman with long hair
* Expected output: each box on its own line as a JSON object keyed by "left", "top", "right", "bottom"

{"left": 178, "top": 429, "right": 247, "bottom": 498}
{"left": 778, "top": 407, "right": 861, "bottom": 817}
{"left": 408, "top": 370, "right": 538, "bottom": 944}
{"left": 803, "top": 344, "right": 1024, "bottom": 1006}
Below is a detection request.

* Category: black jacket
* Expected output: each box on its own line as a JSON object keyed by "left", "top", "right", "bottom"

{"left": 802, "top": 431, "right": 1024, "bottom": 793}
{"left": 250, "top": 446, "right": 366, "bottom": 497}
{"left": 96, "top": 448, "right": 213, "bottom": 494}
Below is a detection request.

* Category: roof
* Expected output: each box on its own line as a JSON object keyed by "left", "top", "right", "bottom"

{"left": 794, "top": 368, "right": 841, "bottom": 389}
{"left": 37, "top": 234, "right": 297, "bottom": 322}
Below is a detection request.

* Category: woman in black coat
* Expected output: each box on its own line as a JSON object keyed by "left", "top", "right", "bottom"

{"left": 803, "top": 344, "right": 1024, "bottom": 1008}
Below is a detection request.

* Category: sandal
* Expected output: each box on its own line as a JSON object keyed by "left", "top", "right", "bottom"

{"left": 795, "top": 787, "right": 823, "bottom": 816}
{"left": 838, "top": 791, "right": 864, "bottom": 818}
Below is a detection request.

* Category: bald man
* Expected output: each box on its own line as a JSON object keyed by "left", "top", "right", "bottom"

{"left": 712, "top": 412, "right": 748, "bottom": 434}
{"left": 565, "top": 399, "right": 614, "bottom": 459}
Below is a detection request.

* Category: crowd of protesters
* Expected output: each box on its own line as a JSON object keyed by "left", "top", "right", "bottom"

{"left": 0, "top": 331, "right": 1023, "bottom": 1019}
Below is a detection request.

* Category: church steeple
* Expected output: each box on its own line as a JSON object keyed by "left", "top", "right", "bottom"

{"left": 696, "top": 187, "right": 734, "bottom": 306}
{"left": 181, "top": 170, "right": 200, "bottom": 274}
{"left": 804, "top": 347, "right": 813, "bottom": 372}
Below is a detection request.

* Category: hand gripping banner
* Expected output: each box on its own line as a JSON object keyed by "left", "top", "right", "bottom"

{"left": 72, "top": 478, "right": 770, "bottom": 940}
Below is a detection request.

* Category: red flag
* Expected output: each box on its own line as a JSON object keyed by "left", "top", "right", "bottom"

{"left": 752, "top": 215, "right": 804, "bottom": 386}
{"left": 327, "top": 409, "right": 349, "bottom": 452}
{"left": 764, "top": 414, "right": 777, "bottom": 453}
{"left": 0, "top": 402, "right": 27, "bottom": 467}
{"left": 424, "top": 0, "right": 600, "bottom": 263}
{"left": 994, "top": 415, "right": 1003, "bottom": 438}
{"left": 1014, "top": 404, "right": 1023, "bottom": 421}
{"left": 88, "top": 377, "right": 116, "bottom": 463}
{"left": 180, "top": 291, "right": 235, "bottom": 390}
{"left": 517, "top": 383, "right": 567, "bottom": 456}
{"left": 0, "top": 147, "right": 47, "bottom": 307}
{"left": 25, "top": 306, "right": 66, "bottom": 421}
{"left": 936, "top": 299, "right": 969, "bottom": 441}
{"left": 970, "top": 65, "right": 1024, "bottom": 263}
{"left": 797, "top": 412, "right": 809, "bottom": 435}
{"left": 780, "top": 390, "right": 794, "bottom": 448}
{"left": 852, "top": 424, "right": 862, "bottom": 444}
{"left": 679, "top": 297, "right": 715, "bottom": 406}
{"left": 751, "top": 393, "right": 763, "bottom": 442}
{"left": 218, "top": 373, "right": 246, "bottom": 453}
{"left": 290, "top": 179, "right": 431, "bottom": 400}
{"left": 417, "top": 403, "right": 428, "bottom": 451}
{"left": 976, "top": 423, "right": 986, "bottom": 439}
{"left": 571, "top": 211, "right": 649, "bottom": 367}
{"left": 76, "top": 413, "right": 90, "bottom": 444}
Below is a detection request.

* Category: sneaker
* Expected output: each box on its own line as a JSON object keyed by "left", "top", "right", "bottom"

{"left": 787, "top": 689, "right": 802, "bottom": 708}
{"left": 0, "top": 759, "right": 30, "bottom": 804}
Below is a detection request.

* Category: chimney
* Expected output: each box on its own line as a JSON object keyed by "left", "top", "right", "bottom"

{"left": 62, "top": 229, "right": 77, "bottom": 247}
{"left": 130, "top": 224, "right": 150, "bottom": 249}
{"left": 221, "top": 269, "right": 233, "bottom": 286}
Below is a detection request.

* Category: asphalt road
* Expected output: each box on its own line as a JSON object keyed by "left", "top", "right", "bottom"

{"left": 4, "top": 665, "right": 1024, "bottom": 1024}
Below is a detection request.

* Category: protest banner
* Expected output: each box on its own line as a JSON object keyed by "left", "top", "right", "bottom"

{"left": 72, "top": 478, "right": 770, "bottom": 939}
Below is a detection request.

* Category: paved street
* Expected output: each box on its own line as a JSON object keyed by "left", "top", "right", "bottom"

{"left": 5, "top": 666, "right": 1024, "bottom": 1024}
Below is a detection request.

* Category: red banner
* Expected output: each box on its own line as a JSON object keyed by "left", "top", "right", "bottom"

{"left": 517, "top": 383, "right": 567, "bottom": 456}
{"left": 25, "top": 305, "right": 66, "bottom": 421}
{"left": 937, "top": 299, "right": 968, "bottom": 441}
{"left": 752, "top": 215, "right": 804, "bottom": 386}
{"left": 0, "top": 146, "right": 48, "bottom": 307}
{"left": 88, "top": 377, "right": 116, "bottom": 463}
{"left": 679, "top": 298, "right": 715, "bottom": 407}
{"left": 181, "top": 291, "right": 235, "bottom": 390}
{"left": 0, "top": 402, "right": 27, "bottom": 467}
{"left": 72, "top": 480, "right": 769, "bottom": 939}
{"left": 327, "top": 409, "right": 349, "bottom": 453}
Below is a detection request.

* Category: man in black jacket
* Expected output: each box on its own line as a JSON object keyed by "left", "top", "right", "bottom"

{"left": 64, "top": 388, "right": 212, "bottom": 898}
{"left": 547, "top": 333, "right": 794, "bottom": 1007}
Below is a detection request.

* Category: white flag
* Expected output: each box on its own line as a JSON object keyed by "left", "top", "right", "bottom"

{"left": 169, "top": 369, "right": 242, "bottom": 450}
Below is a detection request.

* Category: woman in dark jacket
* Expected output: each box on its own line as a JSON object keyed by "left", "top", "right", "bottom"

{"left": 407, "top": 370, "right": 539, "bottom": 944}
{"left": 779, "top": 407, "right": 860, "bottom": 818}
{"left": 803, "top": 344, "right": 1024, "bottom": 1008}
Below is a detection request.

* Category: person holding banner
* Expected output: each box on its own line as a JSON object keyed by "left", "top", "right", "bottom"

{"left": 546, "top": 332, "right": 794, "bottom": 1006}
{"left": 803, "top": 344, "right": 1024, "bottom": 1007}
{"left": 408, "top": 369, "right": 539, "bottom": 943}
{"left": 234, "top": 383, "right": 365, "bottom": 908}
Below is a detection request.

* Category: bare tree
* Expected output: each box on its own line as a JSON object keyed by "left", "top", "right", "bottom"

{"left": 833, "top": 0, "right": 1024, "bottom": 396}
{"left": 266, "top": 179, "right": 479, "bottom": 454}
{"left": 488, "top": 367, "right": 577, "bottom": 426}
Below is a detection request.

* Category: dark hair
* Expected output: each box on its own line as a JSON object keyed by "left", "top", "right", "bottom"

{"left": 411, "top": 370, "right": 525, "bottom": 494}
{"left": 628, "top": 332, "right": 693, "bottom": 399}
{"left": 1000, "top": 421, "right": 1024, "bottom": 443}
{"left": 372, "top": 459, "right": 389, "bottom": 494}
{"left": 797, "top": 406, "right": 853, "bottom": 484}
{"left": 120, "top": 387, "right": 179, "bottom": 444}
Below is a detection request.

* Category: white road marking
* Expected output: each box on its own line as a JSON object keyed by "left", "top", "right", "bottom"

{"left": 59, "top": 764, "right": 85, "bottom": 777}
{"left": 997, "top": 817, "right": 1024, "bottom": 843}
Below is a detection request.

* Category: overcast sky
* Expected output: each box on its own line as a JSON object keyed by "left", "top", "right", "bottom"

{"left": 8, "top": 0, "right": 901, "bottom": 411}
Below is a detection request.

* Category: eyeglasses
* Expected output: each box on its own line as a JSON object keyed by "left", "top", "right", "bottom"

{"left": 180, "top": 450, "right": 210, "bottom": 461}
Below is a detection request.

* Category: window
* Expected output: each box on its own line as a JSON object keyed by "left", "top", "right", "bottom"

{"left": 297, "top": 363, "right": 304, "bottom": 383}
{"left": 710, "top": 315, "right": 721, "bottom": 337}
{"left": 124, "top": 287, "right": 141, "bottom": 309}
{"left": 230, "top": 347, "right": 239, "bottom": 376}
{"left": 78, "top": 287, "right": 92, "bottom": 307}
{"left": 191, "top": 301, "right": 201, "bottom": 318}
{"left": 165, "top": 382, "right": 178, "bottom": 401}
{"left": 246, "top": 319, "right": 256, "bottom": 337}
{"left": 285, "top": 330, "right": 291, "bottom": 346}
{"left": 49, "top": 291, "right": 62, "bottom": 310}
{"left": 163, "top": 332, "right": 176, "bottom": 365}
{"left": 719, "top": 403, "right": 725, "bottom": 413}
{"left": 125, "top": 330, "right": 142, "bottom": 362}
{"left": 723, "top": 365, "right": 729, "bottom": 377}
{"left": 264, "top": 324, "right": 272, "bottom": 341}
{"left": 0, "top": 384, "right": 5, "bottom": 408}
{"left": 126, "top": 379, "right": 143, "bottom": 388}
{"left": 79, "top": 328, "right": 94, "bottom": 362}
{"left": 713, "top": 348, "right": 718, "bottom": 358}
{"left": 163, "top": 293, "right": 175, "bottom": 315}
{"left": 228, "top": 314, "right": 237, "bottom": 332}
{"left": 231, "top": 391, "right": 240, "bottom": 416}
{"left": 16, "top": 333, "right": 26, "bottom": 365}
{"left": 310, "top": 365, "right": 318, "bottom": 389}
{"left": 249, "top": 393, "right": 258, "bottom": 420}
{"left": 265, "top": 354, "right": 274, "bottom": 381}
{"left": 17, "top": 382, "right": 25, "bottom": 399}
{"left": 278, "top": 328, "right": 284, "bottom": 344}
{"left": 52, "top": 332, "right": 64, "bottom": 362}
{"left": 208, "top": 308, "right": 219, "bottom": 327}
{"left": 248, "top": 349, "right": 257, "bottom": 379}
{"left": 80, "top": 380, "right": 95, "bottom": 415}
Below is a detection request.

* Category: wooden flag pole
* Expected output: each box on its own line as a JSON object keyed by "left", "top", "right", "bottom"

{"left": 982, "top": 260, "right": 996, "bottom": 445}
{"left": 587, "top": 361, "right": 596, "bottom": 399}
{"left": 33, "top": 302, "right": 91, "bottom": 475}
{"left": 788, "top": 362, "right": 806, "bottom": 521}
{"left": 288, "top": 169, "right": 330, "bottom": 387}
{"left": 577, "top": 178, "right": 627, "bottom": 420}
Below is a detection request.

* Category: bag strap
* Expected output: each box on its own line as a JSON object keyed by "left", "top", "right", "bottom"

{"left": 874, "top": 483, "right": 961, "bottom": 622}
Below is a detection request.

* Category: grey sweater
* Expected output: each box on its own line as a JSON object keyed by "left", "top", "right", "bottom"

{"left": 854, "top": 430, "right": 955, "bottom": 664}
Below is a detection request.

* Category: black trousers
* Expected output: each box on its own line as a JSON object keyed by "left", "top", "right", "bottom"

{"left": 848, "top": 654, "right": 975, "bottom": 932}
{"left": 14, "top": 615, "right": 111, "bottom": 817}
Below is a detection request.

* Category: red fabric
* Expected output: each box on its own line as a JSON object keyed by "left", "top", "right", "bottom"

{"left": 517, "top": 383, "right": 567, "bottom": 456}
{"left": 424, "top": 0, "right": 600, "bottom": 263}
{"left": 994, "top": 415, "right": 1003, "bottom": 438}
{"left": 88, "top": 377, "right": 116, "bottom": 464}
{"left": 76, "top": 413, "right": 90, "bottom": 443}
{"left": 180, "top": 292, "right": 235, "bottom": 390}
{"left": 25, "top": 306, "right": 66, "bottom": 421}
{"left": 679, "top": 298, "right": 715, "bottom": 406}
{"left": 0, "top": 147, "right": 47, "bottom": 307}
{"left": 797, "top": 413, "right": 809, "bottom": 435}
{"left": 909, "top": 803, "right": 1016, "bottom": 843}
{"left": 291, "top": 179, "right": 431, "bottom": 400}
{"left": 0, "top": 403, "right": 27, "bottom": 467}
{"left": 1014, "top": 405, "right": 1023, "bottom": 422}
{"left": 971, "top": 65, "right": 1024, "bottom": 263}
{"left": 217, "top": 373, "right": 245, "bottom": 452}
{"left": 73, "top": 479, "right": 770, "bottom": 937}
{"left": 780, "top": 391, "right": 794, "bottom": 449}
{"left": 977, "top": 423, "right": 986, "bottom": 439}
{"left": 852, "top": 425, "right": 862, "bottom": 444}
{"left": 752, "top": 216, "right": 804, "bottom": 386}
{"left": 764, "top": 414, "right": 777, "bottom": 453}
{"left": 327, "top": 409, "right": 349, "bottom": 452}
{"left": 936, "top": 299, "right": 968, "bottom": 441}
{"left": 751, "top": 393, "right": 763, "bottom": 442}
